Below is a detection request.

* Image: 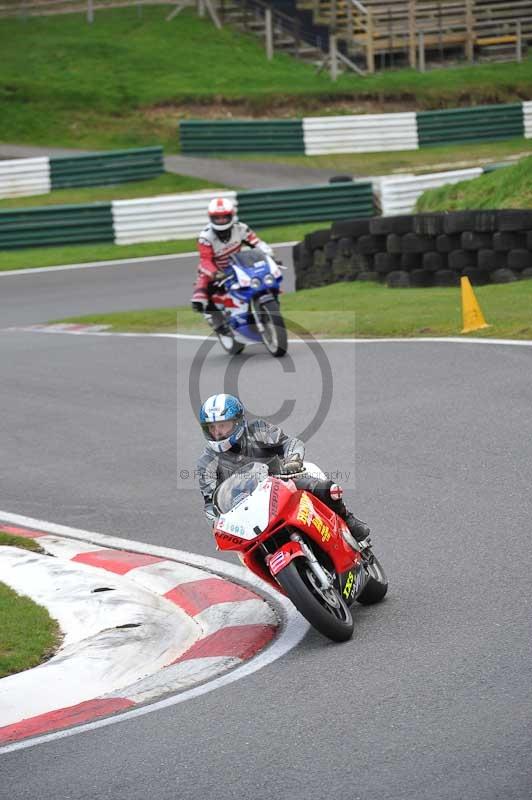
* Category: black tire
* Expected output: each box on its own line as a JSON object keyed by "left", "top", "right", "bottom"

{"left": 276, "top": 560, "right": 354, "bottom": 642}
{"left": 401, "top": 233, "right": 435, "bottom": 254}
{"left": 413, "top": 213, "right": 445, "bottom": 236}
{"left": 410, "top": 268, "right": 434, "bottom": 288}
{"left": 374, "top": 252, "right": 399, "bottom": 274}
{"left": 449, "top": 250, "right": 475, "bottom": 271}
{"left": 493, "top": 232, "right": 526, "bottom": 251}
{"left": 329, "top": 174, "right": 353, "bottom": 183}
{"left": 356, "top": 554, "right": 388, "bottom": 606}
{"left": 461, "top": 231, "right": 493, "bottom": 251}
{"left": 370, "top": 215, "right": 413, "bottom": 236}
{"left": 434, "top": 269, "right": 460, "bottom": 287}
{"left": 490, "top": 268, "right": 518, "bottom": 284}
{"left": 422, "top": 251, "right": 445, "bottom": 272}
{"left": 461, "top": 267, "right": 490, "bottom": 286}
{"left": 508, "top": 249, "right": 532, "bottom": 270}
{"left": 497, "top": 209, "right": 532, "bottom": 231}
{"left": 306, "top": 229, "right": 331, "bottom": 250}
{"left": 356, "top": 234, "right": 386, "bottom": 255}
{"left": 258, "top": 298, "right": 287, "bottom": 357}
{"left": 216, "top": 329, "right": 245, "bottom": 356}
{"left": 436, "top": 234, "right": 460, "bottom": 253}
{"left": 386, "top": 270, "right": 410, "bottom": 288}
{"left": 331, "top": 218, "right": 371, "bottom": 239}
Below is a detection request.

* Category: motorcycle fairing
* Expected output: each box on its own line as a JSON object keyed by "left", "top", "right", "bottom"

{"left": 338, "top": 560, "right": 366, "bottom": 606}
{"left": 266, "top": 540, "right": 305, "bottom": 577}
{"left": 284, "top": 491, "right": 360, "bottom": 576}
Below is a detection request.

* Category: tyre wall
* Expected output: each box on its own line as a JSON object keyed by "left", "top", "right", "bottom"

{"left": 292, "top": 210, "right": 532, "bottom": 290}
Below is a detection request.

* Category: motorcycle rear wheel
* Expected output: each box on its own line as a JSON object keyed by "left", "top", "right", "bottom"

{"left": 356, "top": 554, "right": 388, "bottom": 605}
{"left": 216, "top": 329, "right": 245, "bottom": 356}
{"left": 276, "top": 560, "right": 354, "bottom": 642}
{"left": 259, "top": 299, "right": 287, "bottom": 358}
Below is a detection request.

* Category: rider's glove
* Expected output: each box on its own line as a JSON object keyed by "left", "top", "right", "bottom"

{"left": 204, "top": 502, "right": 218, "bottom": 523}
{"left": 213, "top": 270, "right": 226, "bottom": 284}
{"left": 280, "top": 455, "right": 303, "bottom": 475}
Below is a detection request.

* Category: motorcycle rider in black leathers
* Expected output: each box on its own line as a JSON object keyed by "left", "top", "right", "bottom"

{"left": 196, "top": 393, "right": 370, "bottom": 544}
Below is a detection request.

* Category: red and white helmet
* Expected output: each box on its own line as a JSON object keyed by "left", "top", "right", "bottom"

{"left": 208, "top": 197, "right": 235, "bottom": 232}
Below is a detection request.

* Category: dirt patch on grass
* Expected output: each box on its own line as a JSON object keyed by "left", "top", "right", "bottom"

{"left": 144, "top": 87, "right": 531, "bottom": 120}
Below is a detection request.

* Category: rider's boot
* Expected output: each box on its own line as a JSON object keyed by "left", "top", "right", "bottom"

{"left": 343, "top": 511, "right": 371, "bottom": 543}
{"left": 204, "top": 304, "right": 229, "bottom": 334}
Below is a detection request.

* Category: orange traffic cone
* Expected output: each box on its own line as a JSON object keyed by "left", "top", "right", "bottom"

{"left": 461, "top": 276, "right": 490, "bottom": 334}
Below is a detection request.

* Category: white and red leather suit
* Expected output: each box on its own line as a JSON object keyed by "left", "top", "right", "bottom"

{"left": 191, "top": 222, "right": 273, "bottom": 304}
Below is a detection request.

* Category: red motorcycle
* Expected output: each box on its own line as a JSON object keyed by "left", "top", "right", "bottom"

{"left": 213, "top": 460, "right": 388, "bottom": 642}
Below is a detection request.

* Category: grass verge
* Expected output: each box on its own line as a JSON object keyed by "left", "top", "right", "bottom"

{"left": 0, "top": 221, "right": 324, "bottom": 271}
{"left": 0, "top": 173, "right": 224, "bottom": 211}
{"left": 416, "top": 155, "right": 532, "bottom": 211}
{"left": 224, "top": 139, "right": 532, "bottom": 176}
{"left": 0, "top": 532, "right": 60, "bottom": 678}
{"left": 56, "top": 279, "right": 532, "bottom": 340}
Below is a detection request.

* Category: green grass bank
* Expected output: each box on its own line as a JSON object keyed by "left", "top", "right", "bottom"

{"left": 0, "top": 532, "right": 60, "bottom": 678}
{"left": 1, "top": 8, "right": 532, "bottom": 151}
{"left": 416, "top": 155, "right": 532, "bottom": 211}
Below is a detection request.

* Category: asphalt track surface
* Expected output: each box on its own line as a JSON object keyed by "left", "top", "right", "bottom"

{"left": 1, "top": 257, "right": 531, "bottom": 800}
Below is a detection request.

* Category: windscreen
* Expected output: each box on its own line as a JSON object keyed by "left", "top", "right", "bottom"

{"left": 230, "top": 250, "right": 267, "bottom": 269}
{"left": 215, "top": 462, "right": 269, "bottom": 514}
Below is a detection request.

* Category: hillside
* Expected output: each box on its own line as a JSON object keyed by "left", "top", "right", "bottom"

{"left": 1, "top": 7, "right": 531, "bottom": 151}
{"left": 416, "top": 156, "right": 532, "bottom": 211}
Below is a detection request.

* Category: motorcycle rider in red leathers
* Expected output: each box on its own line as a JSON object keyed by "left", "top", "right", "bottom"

{"left": 190, "top": 197, "right": 274, "bottom": 331}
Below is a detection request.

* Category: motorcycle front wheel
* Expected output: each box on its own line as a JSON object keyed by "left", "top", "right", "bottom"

{"left": 259, "top": 299, "right": 287, "bottom": 358}
{"left": 276, "top": 559, "right": 354, "bottom": 642}
{"left": 216, "top": 328, "right": 245, "bottom": 356}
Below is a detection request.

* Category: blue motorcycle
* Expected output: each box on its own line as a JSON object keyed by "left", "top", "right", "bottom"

{"left": 207, "top": 249, "right": 287, "bottom": 358}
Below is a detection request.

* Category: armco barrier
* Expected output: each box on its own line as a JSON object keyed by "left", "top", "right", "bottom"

{"left": 236, "top": 182, "right": 374, "bottom": 228}
{"left": 417, "top": 104, "right": 525, "bottom": 147}
{"left": 50, "top": 147, "right": 164, "bottom": 189}
{"left": 112, "top": 190, "right": 238, "bottom": 245}
{"left": 0, "top": 182, "right": 372, "bottom": 249}
{"left": 0, "top": 203, "right": 114, "bottom": 250}
{"left": 524, "top": 101, "right": 532, "bottom": 139}
{"left": 293, "top": 210, "right": 532, "bottom": 290}
{"left": 180, "top": 102, "right": 532, "bottom": 156}
{"left": 0, "top": 158, "right": 51, "bottom": 199}
{"left": 179, "top": 120, "right": 305, "bottom": 155}
{"left": 0, "top": 148, "right": 164, "bottom": 200}
{"left": 377, "top": 168, "right": 483, "bottom": 216}
{"left": 302, "top": 113, "right": 418, "bottom": 155}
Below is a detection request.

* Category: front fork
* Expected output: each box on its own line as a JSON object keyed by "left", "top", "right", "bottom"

{"left": 288, "top": 533, "right": 333, "bottom": 591}
{"left": 250, "top": 297, "right": 265, "bottom": 333}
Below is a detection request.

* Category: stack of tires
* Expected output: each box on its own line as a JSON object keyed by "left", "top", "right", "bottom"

{"left": 292, "top": 209, "right": 532, "bottom": 290}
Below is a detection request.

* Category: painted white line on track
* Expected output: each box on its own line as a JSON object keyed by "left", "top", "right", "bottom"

{"left": 0, "top": 242, "right": 298, "bottom": 277}
{"left": 0, "top": 510, "right": 309, "bottom": 755}
{"left": 4, "top": 326, "right": 532, "bottom": 348}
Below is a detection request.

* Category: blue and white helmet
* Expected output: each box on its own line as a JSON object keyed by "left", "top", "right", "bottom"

{"left": 199, "top": 394, "right": 246, "bottom": 453}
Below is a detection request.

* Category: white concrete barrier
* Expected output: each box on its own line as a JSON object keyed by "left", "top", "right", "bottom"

{"left": 112, "top": 189, "right": 237, "bottom": 244}
{"left": 523, "top": 101, "right": 532, "bottom": 139}
{"left": 303, "top": 113, "right": 419, "bottom": 156}
{"left": 377, "top": 168, "right": 483, "bottom": 216}
{"left": 0, "top": 157, "right": 51, "bottom": 198}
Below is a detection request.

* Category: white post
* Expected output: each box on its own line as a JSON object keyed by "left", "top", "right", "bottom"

{"left": 516, "top": 20, "right": 522, "bottom": 63}
{"left": 330, "top": 34, "right": 338, "bottom": 81}
{"left": 418, "top": 30, "right": 425, "bottom": 71}
{"left": 265, "top": 7, "right": 273, "bottom": 60}
{"left": 87, "top": 0, "right": 94, "bottom": 23}
{"left": 197, "top": 0, "right": 205, "bottom": 18}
